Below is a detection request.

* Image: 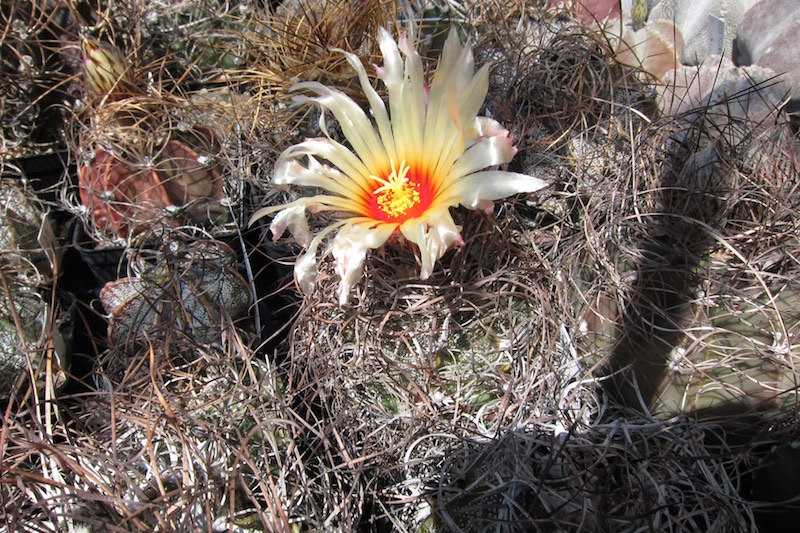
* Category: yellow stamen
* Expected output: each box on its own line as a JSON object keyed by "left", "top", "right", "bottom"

{"left": 369, "top": 159, "right": 421, "bottom": 218}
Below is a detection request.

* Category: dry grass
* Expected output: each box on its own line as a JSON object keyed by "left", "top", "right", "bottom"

{"left": 234, "top": 0, "right": 401, "bottom": 104}
{"left": 2, "top": 333, "right": 300, "bottom": 531}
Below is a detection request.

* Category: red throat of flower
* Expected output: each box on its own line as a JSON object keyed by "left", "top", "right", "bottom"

{"left": 366, "top": 159, "right": 434, "bottom": 223}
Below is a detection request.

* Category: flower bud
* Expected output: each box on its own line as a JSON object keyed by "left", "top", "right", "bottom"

{"left": 81, "top": 38, "right": 134, "bottom": 97}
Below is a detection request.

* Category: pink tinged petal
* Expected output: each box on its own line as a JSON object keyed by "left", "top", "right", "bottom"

{"left": 472, "top": 117, "right": 509, "bottom": 141}
{"left": 331, "top": 221, "right": 397, "bottom": 305}
{"left": 474, "top": 199, "right": 495, "bottom": 214}
{"left": 291, "top": 83, "right": 387, "bottom": 175}
{"left": 398, "top": 210, "right": 461, "bottom": 281}
{"left": 453, "top": 171, "right": 550, "bottom": 210}
{"left": 269, "top": 205, "right": 310, "bottom": 246}
{"left": 447, "top": 134, "right": 518, "bottom": 183}
{"left": 294, "top": 246, "right": 319, "bottom": 296}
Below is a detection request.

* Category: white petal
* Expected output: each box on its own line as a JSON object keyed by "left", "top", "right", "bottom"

{"left": 336, "top": 47, "right": 397, "bottom": 162}
{"left": 291, "top": 83, "right": 388, "bottom": 174}
{"left": 277, "top": 138, "right": 373, "bottom": 193}
{"left": 422, "top": 209, "right": 463, "bottom": 273}
{"left": 295, "top": 245, "right": 319, "bottom": 296}
{"left": 293, "top": 220, "right": 347, "bottom": 296}
{"left": 399, "top": 219, "right": 432, "bottom": 279}
{"left": 331, "top": 221, "right": 397, "bottom": 305}
{"left": 269, "top": 205, "right": 310, "bottom": 246}
{"left": 452, "top": 171, "right": 550, "bottom": 210}
{"left": 274, "top": 157, "right": 363, "bottom": 201}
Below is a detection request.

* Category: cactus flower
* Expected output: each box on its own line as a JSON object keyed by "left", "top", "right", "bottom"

{"left": 252, "top": 27, "right": 548, "bottom": 305}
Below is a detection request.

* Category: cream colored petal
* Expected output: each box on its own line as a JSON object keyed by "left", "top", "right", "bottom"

{"left": 428, "top": 28, "right": 469, "bottom": 96}
{"left": 292, "top": 82, "right": 388, "bottom": 173}
{"left": 450, "top": 171, "right": 550, "bottom": 210}
{"left": 309, "top": 193, "right": 364, "bottom": 214}
{"left": 454, "top": 65, "right": 489, "bottom": 131}
{"left": 269, "top": 205, "right": 310, "bottom": 246}
{"left": 391, "top": 28, "right": 425, "bottom": 162}
{"left": 331, "top": 220, "right": 397, "bottom": 305}
{"left": 425, "top": 29, "right": 485, "bottom": 136}
{"left": 421, "top": 90, "right": 459, "bottom": 179}
{"left": 422, "top": 30, "right": 464, "bottom": 177}
{"left": 429, "top": 66, "right": 490, "bottom": 181}
{"left": 422, "top": 28, "right": 490, "bottom": 185}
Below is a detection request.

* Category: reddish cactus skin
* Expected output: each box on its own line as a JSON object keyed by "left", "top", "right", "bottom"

{"left": 79, "top": 149, "right": 172, "bottom": 238}
{"left": 78, "top": 128, "right": 226, "bottom": 238}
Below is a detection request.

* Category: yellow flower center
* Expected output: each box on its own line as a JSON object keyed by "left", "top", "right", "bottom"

{"left": 369, "top": 159, "right": 421, "bottom": 218}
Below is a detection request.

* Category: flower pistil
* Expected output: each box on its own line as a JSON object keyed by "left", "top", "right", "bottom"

{"left": 368, "top": 159, "right": 431, "bottom": 221}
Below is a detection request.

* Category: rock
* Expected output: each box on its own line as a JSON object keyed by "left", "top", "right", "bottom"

{"left": 658, "top": 57, "right": 787, "bottom": 127}
{"left": 548, "top": 0, "right": 621, "bottom": 25}
{"left": 734, "top": 0, "right": 800, "bottom": 117}
{"left": 614, "top": 19, "right": 684, "bottom": 80}
{"left": 648, "top": 0, "right": 760, "bottom": 65}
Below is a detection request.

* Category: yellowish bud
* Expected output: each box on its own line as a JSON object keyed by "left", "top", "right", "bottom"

{"left": 631, "top": 0, "right": 649, "bottom": 30}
